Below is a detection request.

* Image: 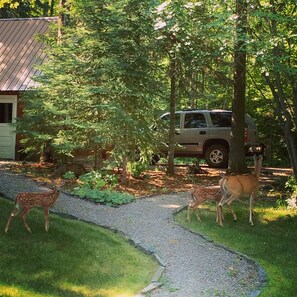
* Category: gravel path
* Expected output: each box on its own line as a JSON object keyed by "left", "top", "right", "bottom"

{"left": 0, "top": 164, "right": 266, "bottom": 297}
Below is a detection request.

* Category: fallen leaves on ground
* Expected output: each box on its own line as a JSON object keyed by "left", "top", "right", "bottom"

{"left": 1, "top": 161, "right": 292, "bottom": 198}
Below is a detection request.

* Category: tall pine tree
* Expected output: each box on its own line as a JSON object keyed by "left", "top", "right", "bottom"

{"left": 17, "top": 0, "right": 163, "bottom": 178}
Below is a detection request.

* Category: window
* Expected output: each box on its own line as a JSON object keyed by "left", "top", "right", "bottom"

{"left": 161, "top": 113, "right": 181, "bottom": 129}
{"left": 0, "top": 103, "right": 13, "bottom": 123}
{"left": 184, "top": 113, "right": 206, "bottom": 128}
{"left": 210, "top": 112, "right": 232, "bottom": 127}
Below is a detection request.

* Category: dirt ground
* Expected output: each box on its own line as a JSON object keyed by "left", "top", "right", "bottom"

{"left": 0, "top": 161, "right": 293, "bottom": 198}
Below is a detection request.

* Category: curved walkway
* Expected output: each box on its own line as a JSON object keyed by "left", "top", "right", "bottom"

{"left": 0, "top": 164, "right": 265, "bottom": 297}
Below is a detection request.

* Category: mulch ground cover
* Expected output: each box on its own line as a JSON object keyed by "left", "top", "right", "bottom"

{"left": 0, "top": 161, "right": 293, "bottom": 199}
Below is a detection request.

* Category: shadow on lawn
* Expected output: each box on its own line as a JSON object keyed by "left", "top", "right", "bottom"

{"left": 0, "top": 197, "right": 155, "bottom": 297}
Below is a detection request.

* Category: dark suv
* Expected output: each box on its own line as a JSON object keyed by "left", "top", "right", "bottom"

{"left": 159, "top": 109, "right": 263, "bottom": 168}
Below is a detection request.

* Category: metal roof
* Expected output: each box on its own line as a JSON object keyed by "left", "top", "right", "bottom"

{"left": 0, "top": 17, "right": 57, "bottom": 92}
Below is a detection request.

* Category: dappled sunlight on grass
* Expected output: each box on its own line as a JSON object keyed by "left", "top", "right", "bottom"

{"left": 0, "top": 285, "right": 48, "bottom": 297}
{"left": 176, "top": 200, "right": 297, "bottom": 297}
{"left": 59, "top": 283, "right": 134, "bottom": 297}
{"left": 0, "top": 197, "right": 157, "bottom": 297}
{"left": 161, "top": 203, "right": 181, "bottom": 209}
{"left": 257, "top": 207, "right": 297, "bottom": 223}
{"left": 0, "top": 283, "right": 134, "bottom": 297}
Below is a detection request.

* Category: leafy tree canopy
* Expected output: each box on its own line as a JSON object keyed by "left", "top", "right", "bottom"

{"left": 4, "top": 0, "right": 296, "bottom": 179}
{"left": 0, "top": 0, "right": 57, "bottom": 17}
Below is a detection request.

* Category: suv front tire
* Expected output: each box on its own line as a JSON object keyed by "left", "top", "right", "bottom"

{"left": 204, "top": 144, "right": 228, "bottom": 168}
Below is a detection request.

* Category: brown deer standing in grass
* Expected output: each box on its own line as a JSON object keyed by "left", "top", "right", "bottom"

{"left": 218, "top": 154, "right": 263, "bottom": 226}
{"left": 187, "top": 186, "right": 223, "bottom": 223}
{"left": 5, "top": 186, "right": 60, "bottom": 233}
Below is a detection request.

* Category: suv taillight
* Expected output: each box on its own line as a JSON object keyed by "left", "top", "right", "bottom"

{"left": 244, "top": 129, "right": 248, "bottom": 143}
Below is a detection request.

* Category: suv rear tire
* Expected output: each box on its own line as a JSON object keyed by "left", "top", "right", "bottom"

{"left": 205, "top": 144, "right": 228, "bottom": 168}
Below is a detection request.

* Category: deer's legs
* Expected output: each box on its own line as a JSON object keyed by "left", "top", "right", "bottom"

{"left": 216, "top": 203, "right": 225, "bottom": 224}
{"left": 217, "top": 200, "right": 223, "bottom": 226}
{"left": 20, "top": 207, "right": 32, "bottom": 233}
{"left": 193, "top": 206, "right": 201, "bottom": 222}
{"left": 216, "top": 203, "right": 220, "bottom": 224}
{"left": 187, "top": 205, "right": 191, "bottom": 222}
{"left": 249, "top": 193, "right": 255, "bottom": 226}
{"left": 44, "top": 207, "right": 50, "bottom": 232}
{"left": 217, "top": 193, "right": 229, "bottom": 226}
{"left": 5, "top": 208, "right": 19, "bottom": 233}
{"left": 187, "top": 202, "right": 201, "bottom": 223}
{"left": 226, "top": 203, "right": 237, "bottom": 222}
{"left": 217, "top": 204, "right": 224, "bottom": 226}
{"left": 224, "top": 194, "right": 240, "bottom": 222}
{"left": 187, "top": 207, "right": 202, "bottom": 223}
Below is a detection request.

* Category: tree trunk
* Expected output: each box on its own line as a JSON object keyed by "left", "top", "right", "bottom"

{"left": 49, "top": 0, "right": 55, "bottom": 16}
{"left": 228, "top": 0, "right": 249, "bottom": 174}
{"left": 58, "top": 0, "right": 67, "bottom": 44}
{"left": 94, "top": 145, "right": 104, "bottom": 170}
{"left": 264, "top": 74, "right": 297, "bottom": 179}
{"left": 121, "top": 156, "right": 128, "bottom": 184}
{"left": 167, "top": 55, "right": 177, "bottom": 176}
{"left": 262, "top": 0, "right": 297, "bottom": 180}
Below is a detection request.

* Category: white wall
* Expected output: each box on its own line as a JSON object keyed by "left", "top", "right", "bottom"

{"left": 0, "top": 95, "right": 17, "bottom": 159}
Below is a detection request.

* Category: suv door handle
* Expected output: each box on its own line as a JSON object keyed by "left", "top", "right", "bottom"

{"left": 199, "top": 131, "right": 206, "bottom": 135}
{"left": 175, "top": 130, "right": 181, "bottom": 135}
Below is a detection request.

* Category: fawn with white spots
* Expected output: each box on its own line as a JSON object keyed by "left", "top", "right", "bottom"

{"left": 187, "top": 186, "right": 222, "bottom": 223}
{"left": 5, "top": 186, "right": 59, "bottom": 233}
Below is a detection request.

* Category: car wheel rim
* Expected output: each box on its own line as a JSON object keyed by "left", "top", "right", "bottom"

{"left": 209, "top": 150, "right": 223, "bottom": 164}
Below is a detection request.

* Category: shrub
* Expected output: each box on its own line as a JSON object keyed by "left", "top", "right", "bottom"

{"left": 78, "top": 170, "right": 118, "bottom": 189}
{"left": 63, "top": 171, "right": 76, "bottom": 180}
{"left": 286, "top": 194, "right": 297, "bottom": 210}
{"left": 285, "top": 176, "right": 297, "bottom": 192}
{"left": 71, "top": 170, "right": 134, "bottom": 206}
{"left": 127, "top": 161, "right": 149, "bottom": 179}
{"left": 71, "top": 187, "right": 135, "bottom": 206}
{"left": 285, "top": 176, "right": 297, "bottom": 210}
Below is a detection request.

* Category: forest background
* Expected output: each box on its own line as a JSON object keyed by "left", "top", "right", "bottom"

{"left": 0, "top": 0, "right": 296, "bottom": 180}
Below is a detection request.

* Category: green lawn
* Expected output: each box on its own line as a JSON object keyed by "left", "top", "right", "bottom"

{"left": 0, "top": 197, "right": 158, "bottom": 297}
{"left": 176, "top": 198, "right": 297, "bottom": 297}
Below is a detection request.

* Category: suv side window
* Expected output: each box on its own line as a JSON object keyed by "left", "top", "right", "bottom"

{"left": 161, "top": 113, "right": 181, "bottom": 129}
{"left": 184, "top": 113, "right": 207, "bottom": 128}
{"left": 210, "top": 112, "right": 232, "bottom": 127}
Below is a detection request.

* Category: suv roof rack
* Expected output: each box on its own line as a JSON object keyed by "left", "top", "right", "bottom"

{"left": 211, "top": 109, "right": 229, "bottom": 112}
{"left": 180, "top": 109, "right": 230, "bottom": 112}
{"left": 180, "top": 109, "right": 209, "bottom": 112}
{"left": 181, "top": 108, "right": 199, "bottom": 111}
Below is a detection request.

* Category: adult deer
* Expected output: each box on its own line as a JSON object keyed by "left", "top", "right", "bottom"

{"left": 5, "top": 186, "right": 60, "bottom": 233}
{"left": 218, "top": 154, "right": 263, "bottom": 226}
{"left": 187, "top": 186, "right": 222, "bottom": 223}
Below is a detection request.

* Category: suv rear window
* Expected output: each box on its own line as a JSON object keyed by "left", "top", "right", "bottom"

{"left": 210, "top": 112, "right": 232, "bottom": 127}
{"left": 245, "top": 114, "right": 257, "bottom": 129}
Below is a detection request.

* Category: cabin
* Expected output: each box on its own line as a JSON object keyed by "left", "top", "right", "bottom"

{"left": 0, "top": 17, "right": 57, "bottom": 160}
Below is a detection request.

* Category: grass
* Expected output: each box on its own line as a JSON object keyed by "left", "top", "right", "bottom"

{"left": 175, "top": 198, "right": 297, "bottom": 297}
{"left": 0, "top": 197, "right": 158, "bottom": 297}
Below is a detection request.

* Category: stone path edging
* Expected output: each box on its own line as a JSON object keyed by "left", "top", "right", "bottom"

{"left": 0, "top": 164, "right": 267, "bottom": 297}
{"left": 172, "top": 205, "right": 268, "bottom": 297}
{"left": 54, "top": 209, "right": 166, "bottom": 297}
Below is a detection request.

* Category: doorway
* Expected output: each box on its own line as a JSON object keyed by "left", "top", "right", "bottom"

{"left": 0, "top": 95, "right": 17, "bottom": 159}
